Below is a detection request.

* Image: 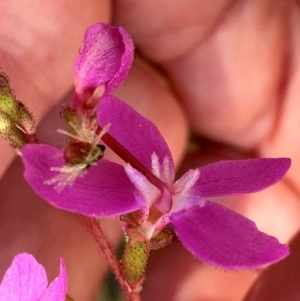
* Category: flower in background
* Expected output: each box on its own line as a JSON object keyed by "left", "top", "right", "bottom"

{"left": 23, "top": 95, "right": 291, "bottom": 270}
{"left": 0, "top": 253, "right": 67, "bottom": 301}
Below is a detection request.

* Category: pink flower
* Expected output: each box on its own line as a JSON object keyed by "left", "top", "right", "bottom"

{"left": 97, "top": 95, "right": 291, "bottom": 270}
{"left": 22, "top": 95, "right": 290, "bottom": 270}
{"left": 20, "top": 22, "right": 291, "bottom": 270}
{"left": 0, "top": 253, "right": 67, "bottom": 301}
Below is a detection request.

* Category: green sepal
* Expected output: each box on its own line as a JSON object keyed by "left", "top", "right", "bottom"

{"left": 121, "top": 239, "right": 148, "bottom": 285}
{"left": 0, "top": 110, "right": 27, "bottom": 149}
{"left": 150, "top": 230, "right": 173, "bottom": 251}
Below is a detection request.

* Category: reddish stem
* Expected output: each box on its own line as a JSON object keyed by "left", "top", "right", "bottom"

{"left": 27, "top": 132, "right": 38, "bottom": 143}
{"left": 82, "top": 216, "right": 141, "bottom": 301}
{"left": 97, "top": 125, "right": 167, "bottom": 192}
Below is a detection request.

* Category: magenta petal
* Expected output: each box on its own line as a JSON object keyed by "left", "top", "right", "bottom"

{"left": 171, "top": 202, "right": 289, "bottom": 270}
{"left": 190, "top": 158, "right": 291, "bottom": 197}
{"left": 40, "top": 259, "right": 67, "bottom": 301}
{"left": 22, "top": 144, "right": 143, "bottom": 217}
{"left": 97, "top": 95, "right": 174, "bottom": 170}
{"left": 0, "top": 253, "right": 48, "bottom": 300}
{"left": 74, "top": 23, "right": 134, "bottom": 96}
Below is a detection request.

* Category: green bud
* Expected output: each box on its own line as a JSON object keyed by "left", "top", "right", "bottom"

{"left": 0, "top": 74, "right": 20, "bottom": 121}
{"left": 0, "top": 110, "right": 27, "bottom": 149}
{"left": 0, "top": 74, "right": 35, "bottom": 134}
{"left": 122, "top": 239, "right": 148, "bottom": 285}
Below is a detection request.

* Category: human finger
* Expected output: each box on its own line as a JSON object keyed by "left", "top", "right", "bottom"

{"left": 0, "top": 0, "right": 110, "bottom": 177}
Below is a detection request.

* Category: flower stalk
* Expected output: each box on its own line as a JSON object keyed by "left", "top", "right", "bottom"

{"left": 82, "top": 216, "right": 141, "bottom": 301}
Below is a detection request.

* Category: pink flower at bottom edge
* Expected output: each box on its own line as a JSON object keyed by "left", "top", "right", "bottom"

{"left": 0, "top": 253, "right": 67, "bottom": 301}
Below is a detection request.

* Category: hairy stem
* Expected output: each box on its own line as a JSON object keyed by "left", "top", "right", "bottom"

{"left": 82, "top": 216, "right": 141, "bottom": 301}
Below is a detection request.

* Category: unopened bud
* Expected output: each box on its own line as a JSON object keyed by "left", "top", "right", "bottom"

{"left": 0, "top": 73, "right": 35, "bottom": 134}
{"left": 0, "top": 74, "right": 20, "bottom": 120}
{"left": 0, "top": 110, "right": 27, "bottom": 149}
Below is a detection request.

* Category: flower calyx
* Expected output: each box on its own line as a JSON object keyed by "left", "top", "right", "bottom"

{"left": 44, "top": 106, "right": 107, "bottom": 192}
{"left": 121, "top": 238, "right": 147, "bottom": 289}
{"left": 61, "top": 105, "right": 106, "bottom": 167}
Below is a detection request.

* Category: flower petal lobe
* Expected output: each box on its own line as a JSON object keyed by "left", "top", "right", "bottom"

{"left": 40, "top": 259, "right": 67, "bottom": 301}
{"left": 74, "top": 23, "right": 134, "bottom": 96}
{"left": 97, "top": 95, "right": 173, "bottom": 170}
{"left": 171, "top": 202, "right": 289, "bottom": 270}
{"left": 191, "top": 158, "right": 291, "bottom": 197}
{"left": 23, "top": 144, "right": 142, "bottom": 217}
{"left": 0, "top": 253, "right": 47, "bottom": 300}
